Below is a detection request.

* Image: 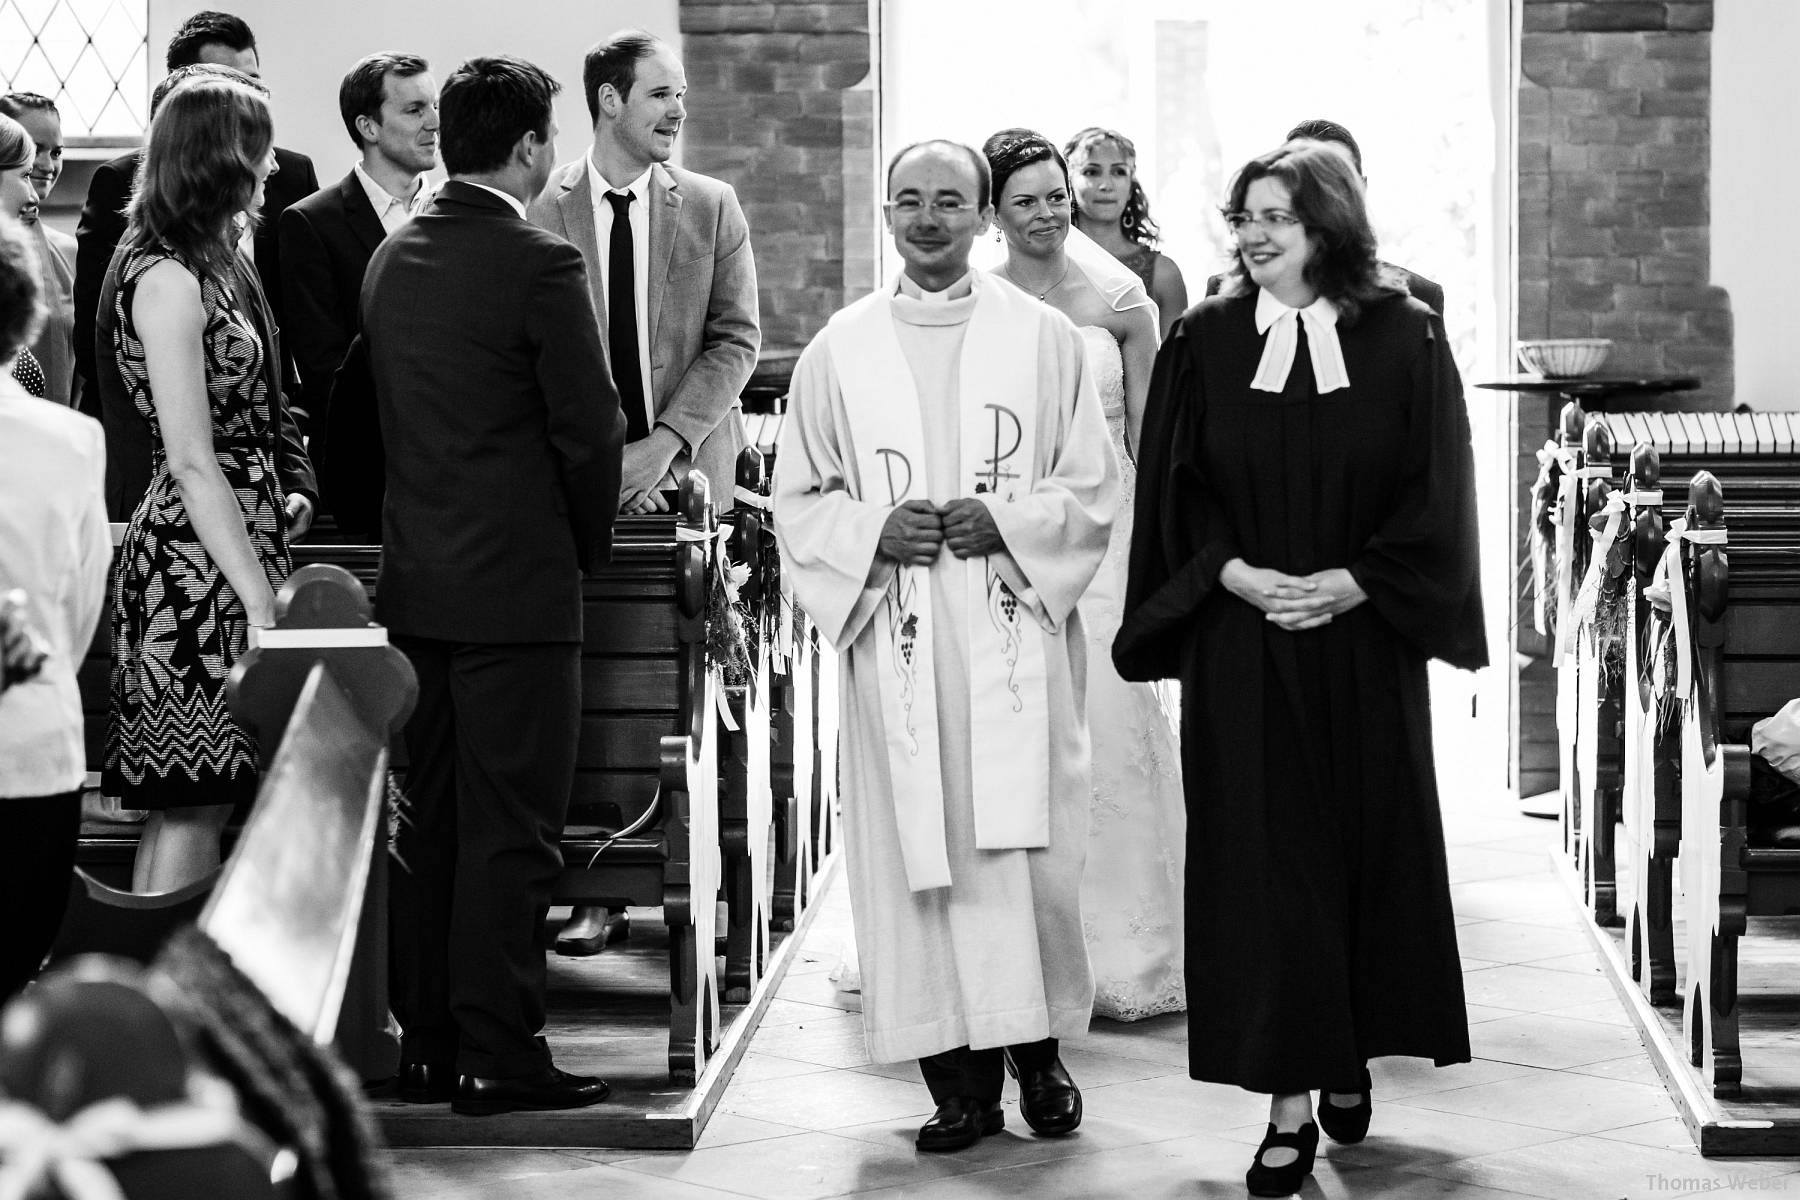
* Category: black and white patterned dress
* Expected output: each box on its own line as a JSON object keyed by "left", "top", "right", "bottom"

{"left": 104, "top": 246, "right": 291, "bottom": 809}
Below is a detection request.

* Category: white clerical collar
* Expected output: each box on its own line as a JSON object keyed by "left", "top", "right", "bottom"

{"left": 460, "top": 180, "right": 527, "bottom": 219}
{"left": 589, "top": 153, "right": 652, "bottom": 204}
{"left": 353, "top": 162, "right": 422, "bottom": 217}
{"left": 1251, "top": 289, "right": 1350, "bottom": 394}
{"left": 895, "top": 269, "right": 975, "bottom": 303}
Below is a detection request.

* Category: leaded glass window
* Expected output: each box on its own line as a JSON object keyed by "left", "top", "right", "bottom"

{"left": 0, "top": 0, "right": 148, "bottom": 139}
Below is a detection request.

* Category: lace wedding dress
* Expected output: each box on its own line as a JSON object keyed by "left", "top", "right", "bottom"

{"left": 1077, "top": 325, "right": 1187, "bottom": 1021}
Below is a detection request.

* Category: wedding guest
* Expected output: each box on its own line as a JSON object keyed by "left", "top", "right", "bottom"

{"left": 365, "top": 55, "right": 625, "bottom": 1115}
{"left": 89, "top": 65, "right": 315, "bottom": 529}
{"left": 0, "top": 213, "right": 109, "bottom": 1000}
{"left": 1116, "top": 142, "right": 1483, "bottom": 1196}
{"left": 105, "top": 78, "right": 302, "bottom": 894}
{"left": 280, "top": 50, "right": 438, "bottom": 516}
{"left": 1204, "top": 117, "right": 1445, "bottom": 317}
{"left": 73, "top": 10, "right": 318, "bottom": 427}
{"left": 982, "top": 128, "right": 1184, "bottom": 1022}
{"left": 530, "top": 27, "right": 759, "bottom": 955}
{"left": 0, "top": 116, "right": 45, "bottom": 399}
{"left": 1065, "top": 126, "right": 1187, "bottom": 338}
{"left": 774, "top": 139, "right": 1117, "bottom": 1152}
{"left": 0, "top": 94, "right": 76, "bottom": 405}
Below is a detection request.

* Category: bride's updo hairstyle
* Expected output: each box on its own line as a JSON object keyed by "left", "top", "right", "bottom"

{"left": 981, "top": 128, "right": 1074, "bottom": 213}
{"left": 1217, "top": 140, "right": 1401, "bottom": 325}
{"left": 124, "top": 77, "right": 272, "bottom": 284}
{"left": 1064, "top": 126, "right": 1161, "bottom": 248}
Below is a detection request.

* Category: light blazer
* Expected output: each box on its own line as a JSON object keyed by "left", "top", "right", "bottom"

{"left": 530, "top": 159, "right": 759, "bottom": 505}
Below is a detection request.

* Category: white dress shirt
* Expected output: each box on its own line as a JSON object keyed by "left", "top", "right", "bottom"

{"left": 462, "top": 180, "right": 528, "bottom": 219}
{"left": 0, "top": 378, "right": 110, "bottom": 797}
{"left": 587, "top": 154, "right": 655, "bottom": 434}
{"left": 354, "top": 162, "right": 424, "bottom": 235}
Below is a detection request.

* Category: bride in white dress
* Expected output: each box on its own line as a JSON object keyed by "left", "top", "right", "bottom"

{"left": 980, "top": 129, "right": 1187, "bottom": 1020}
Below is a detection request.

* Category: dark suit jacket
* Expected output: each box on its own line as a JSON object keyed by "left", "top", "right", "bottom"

{"left": 278, "top": 169, "right": 387, "bottom": 453}
{"left": 95, "top": 244, "right": 317, "bottom": 522}
{"left": 74, "top": 146, "right": 319, "bottom": 421}
{"left": 1203, "top": 262, "right": 1445, "bottom": 316}
{"left": 360, "top": 181, "right": 626, "bottom": 644}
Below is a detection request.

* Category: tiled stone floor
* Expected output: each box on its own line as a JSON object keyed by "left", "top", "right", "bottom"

{"left": 385, "top": 798, "right": 1800, "bottom": 1198}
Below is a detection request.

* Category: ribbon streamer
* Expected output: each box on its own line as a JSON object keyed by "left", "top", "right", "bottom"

{"left": 1644, "top": 518, "right": 1729, "bottom": 701}
{"left": 0, "top": 1096, "right": 249, "bottom": 1200}
{"left": 1562, "top": 491, "right": 1627, "bottom": 662}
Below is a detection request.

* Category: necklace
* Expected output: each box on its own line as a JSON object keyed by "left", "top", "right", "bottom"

{"left": 1011, "top": 259, "right": 1070, "bottom": 301}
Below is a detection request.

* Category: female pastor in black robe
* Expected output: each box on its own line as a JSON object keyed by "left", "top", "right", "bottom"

{"left": 1114, "top": 149, "right": 1485, "bottom": 1111}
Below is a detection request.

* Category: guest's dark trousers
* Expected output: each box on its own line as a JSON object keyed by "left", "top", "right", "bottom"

{"left": 0, "top": 790, "right": 81, "bottom": 1002}
{"left": 919, "top": 1038, "right": 1060, "bottom": 1105}
{"left": 389, "top": 637, "right": 579, "bottom": 1079}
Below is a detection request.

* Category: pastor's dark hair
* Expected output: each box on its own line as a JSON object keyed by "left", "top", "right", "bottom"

{"left": 165, "top": 10, "right": 256, "bottom": 71}
{"left": 1219, "top": 141, "right": 1400, "bottom": 324}
{"left": 439, "top": 55, "right": 559, "bottom": 176}
{"left": 583, "top": 31, "right": 662, "bottom": 122}
{"left": 339, "top": 51, "right": 431, "bottom": 146}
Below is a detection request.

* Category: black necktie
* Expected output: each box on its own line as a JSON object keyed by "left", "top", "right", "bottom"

{"left": 606, "top": 190, "right": 649, "bottom": 442}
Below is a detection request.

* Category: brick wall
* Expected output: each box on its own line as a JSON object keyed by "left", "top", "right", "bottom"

{"left": 678, "top": 0, "right": 879, "bottom": 352}
{"left": 1513, "top": 0, "right": 1730, "bottom": 795}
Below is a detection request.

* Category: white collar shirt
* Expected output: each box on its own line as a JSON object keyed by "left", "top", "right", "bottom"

{"left": 353, "top": 163, "right": 424, "bottom": 236}
{"left": 462, "top": 180, "right": 528, "bottom": 220}
{"left": 1251, "top": 289, "right": 1351, "bottom": 394}
{"left": 587, "top": 154, "right": 655, "bottom": 437}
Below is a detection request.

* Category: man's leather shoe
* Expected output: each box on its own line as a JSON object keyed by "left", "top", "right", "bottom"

{"left": 555, "top": 907, "right": 631, "bottom": 957}
{"left": 451, "top": 1067, "right": 611, "bottom": 1116}
{"left": 395, "top": 1060, "right": 455, "bottom": 1104}
{"left": 915, "top": 1097, "right": 1004, "bottom": 1152}
{"left": 1003, "top": 1050, "right": 1081, "bottom": 1135}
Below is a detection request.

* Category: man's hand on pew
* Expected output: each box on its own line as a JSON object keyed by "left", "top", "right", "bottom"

{"left": 284, "top": 492, "right": 314, "bottom": 539}
{"left": 621, "top": 430, "right": 685, "bottom": 512}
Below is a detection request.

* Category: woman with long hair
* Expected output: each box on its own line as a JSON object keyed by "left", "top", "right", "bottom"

{"left": 0, "top": 115, "right": 47, "bottom": 398}
{"left": 1116, "top": 142, "right": 1484, "bottom": 1195}
{"left": 1065, "top": 127, "right": 1187, "bottom": 338}
{"left": 981, "top": 128, "right": 1186, "bottom": 1024}
{"left": 105, "top": 78, "right": 295, "bottom": 892}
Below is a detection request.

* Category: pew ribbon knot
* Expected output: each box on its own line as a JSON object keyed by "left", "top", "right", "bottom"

{"left": 1644, "top": 517, "right": 1729, "bottom": 701}
{"left": 1562, "top": 490, "right": 1629, "bottom": 662}
{"left": 0, "top": 1095, "right": 251, "bottom": 1200}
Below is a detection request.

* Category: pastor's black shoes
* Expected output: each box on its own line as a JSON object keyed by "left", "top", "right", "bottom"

{"left": 394, "top": 1059, "right": 455, "bottom": 1104}
{"left": 451, "top": 1066, "right": 612, "bottom": 1116}
{"left": 1318, "top": 1066, "right": 1373, "bottom": 1145}
{"left": 1003, "top": 1048, "right": 1082, "bottom": 1136}
{"left": 915, "top": 1096, "right": 1004, "bottom": 1152}
{"left": 1246, "top": 1121, "right": 1319, "bottom": 1197}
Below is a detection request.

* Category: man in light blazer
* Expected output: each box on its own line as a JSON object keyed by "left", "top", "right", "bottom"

{"left": 530, "top": 29, "right": 758, "bottom": 955}
{"left": 529, "top": 29, "right": 759, "bottom": 518}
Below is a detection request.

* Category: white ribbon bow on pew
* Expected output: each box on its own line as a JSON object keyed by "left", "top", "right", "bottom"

{"left": 1643, "top": 515, "right": 1729, "bottom": 702}
{"left": 0, "top": 1093, "right": 254, "bottom": 1200}
{"left": 676, "top": 523, "right": 752, "bottom": 732}
{"left": 1561, "top": 487, "right": 1664, "bottom": 664}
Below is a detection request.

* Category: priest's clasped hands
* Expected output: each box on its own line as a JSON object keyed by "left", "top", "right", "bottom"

{"left": 1220, "top": 558, "right": 1368, "bottom": 631}
{"left": 878, "top": 499, "right": 1006, "bottom": 565}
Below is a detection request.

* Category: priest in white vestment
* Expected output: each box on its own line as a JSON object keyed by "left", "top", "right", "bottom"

{"left": 773, "top": 140, "right": 1119, "bottom": 1153}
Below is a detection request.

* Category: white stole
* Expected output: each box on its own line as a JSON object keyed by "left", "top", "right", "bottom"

{"left": 826, "top": 277, "right": 1051, "bottom": 891}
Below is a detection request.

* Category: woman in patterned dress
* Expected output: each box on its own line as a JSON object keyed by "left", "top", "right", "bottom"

{"left": 1065, "top": 127, "right": 1188, "bottom": 340}
{"left": 105, "top": 78, "right": 292, "bottom": 893}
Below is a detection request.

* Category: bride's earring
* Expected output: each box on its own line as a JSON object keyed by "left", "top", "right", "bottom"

{"left": 994, "top": 229, "right": 1003, "bottom": 243}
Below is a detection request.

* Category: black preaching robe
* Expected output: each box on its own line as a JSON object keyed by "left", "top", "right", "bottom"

{"left": 1115, "top": 288, "right": 1485, "bottom": 1095}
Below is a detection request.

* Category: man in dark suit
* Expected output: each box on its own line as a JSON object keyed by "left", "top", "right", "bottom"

{"left": 88, "top": 63, "right": 315, "bottom": 527}
{"left": 74, "top": 12, "right": 318, "bottom": 426}
{"left": 1205, "top": 117, "right": 1445, "bottom": 316}
{"left": 363, "top": 55, "right": 626, "bottom": 1117}
{"left": 280, "top": 51, "right": 438, "bottom": 494}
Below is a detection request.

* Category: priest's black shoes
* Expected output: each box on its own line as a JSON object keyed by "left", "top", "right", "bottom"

{"left": 451, "top": 1067, "right": 612, "bottom": 1116}
{"left": 915, "top": 1097, "right": 1004, "bottom": 1152}
{"left": 395, "top": 1059, "right": 455, "bottom": 1104}
{"left": 1246, "top": 1122, "right": 1318, "bottom": 1197}
{"left": 1318, "top": 1067, "right": 1373, "bottom": 1144}
{"left": 1003, "top": 1049, "right": 1082, "bottom": 1135}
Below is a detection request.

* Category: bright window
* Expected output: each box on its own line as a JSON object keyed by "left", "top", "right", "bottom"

{"left": 0, "top": 0, "right": 149, "bottom": 139}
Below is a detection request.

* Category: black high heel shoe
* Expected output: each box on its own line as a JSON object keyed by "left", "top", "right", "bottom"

{"left": 1318, "top": 1067, "right": 1372, "bottom": 1145}
{"left": 1246, "top": 1121, "right": 1318, "bottom": 1197}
